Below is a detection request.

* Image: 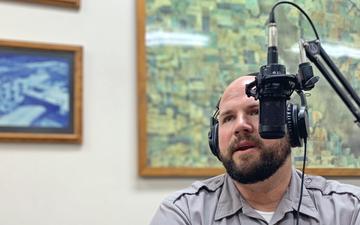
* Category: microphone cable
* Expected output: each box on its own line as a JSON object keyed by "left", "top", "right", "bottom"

{"left": 295, "top": 138, "right": 307, "bottom": 225}
{"left": 269, "top": 1, "right": 320, "bottom": 40}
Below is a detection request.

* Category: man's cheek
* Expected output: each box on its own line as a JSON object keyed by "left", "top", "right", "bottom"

{"left": 218, "top": 131, "right": 225, "bottom": 151}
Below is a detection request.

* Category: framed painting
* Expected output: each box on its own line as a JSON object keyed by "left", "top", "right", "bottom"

{"left": 137, "top": 0, "right": 360, "bottom": 176}
{"left": 0, "top": 39, "right": 83, "bottom": 143}
{"left": 10, "top": 0, "right": 80, "bottom": 8}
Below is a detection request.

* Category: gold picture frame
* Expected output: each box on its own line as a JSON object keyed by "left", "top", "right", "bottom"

{"left": 137, "top": 0, "right": 360, "bottom": 177}
{"left": 11, "top": 0, "right": 80, "bottom": 8}
{"left": 0, "top": 39, "right": 83, "bottom": 143}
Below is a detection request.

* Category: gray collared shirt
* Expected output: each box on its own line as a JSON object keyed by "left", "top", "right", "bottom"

{"left": 149, "top": 168, "right": 360, "bottom": 225}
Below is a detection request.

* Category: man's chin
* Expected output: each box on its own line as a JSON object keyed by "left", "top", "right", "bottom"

{"left": 232, "top": 150, "right": 259, "bottom": 163}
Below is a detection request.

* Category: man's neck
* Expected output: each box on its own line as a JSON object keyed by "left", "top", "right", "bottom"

{"left": 233, "top": 157, "right": 292, "bottom": 212}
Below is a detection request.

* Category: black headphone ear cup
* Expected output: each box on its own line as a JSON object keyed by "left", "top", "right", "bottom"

{"left": 297, "top": 106, "right": 309, "bottom": 140}
{"left": 287, "top": 103, "right": 310, "bottom": 148}
{"left": 209, "top": 98, "right": 222, "bottom": 160}
{"left": 287, "top": 103, "right": 302, "bottom": 147}
{"left": 208, "top": 119, "right": 220, "bottom": 159}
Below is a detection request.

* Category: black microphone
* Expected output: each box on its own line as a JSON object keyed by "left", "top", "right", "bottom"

{"left": 246, "top": 13, "right": 295, "bottom": 139}
{"left": 257, "top": 13, "right": 288, "bottom": 139}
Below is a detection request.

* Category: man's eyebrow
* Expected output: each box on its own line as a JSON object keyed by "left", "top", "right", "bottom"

{"left": 248, "top": 104, "right": 259, "bottom": 109}
{"left": 219, "top": 104, "right": 258, "bottom": 116}
{"left": 218, "top": 109, "right": 233, "bottom": 118}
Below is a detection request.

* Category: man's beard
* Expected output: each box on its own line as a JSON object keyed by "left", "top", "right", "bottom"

{"left": 220, "top": 134, "right": 291, "bottom": 184}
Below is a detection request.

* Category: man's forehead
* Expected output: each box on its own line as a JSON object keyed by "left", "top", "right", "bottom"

{"left": 220, "top": 76, "right": 255, "bottom": 103}
{"left": 218, "top": 96, "right": 258, "bottom": 118}
{"left": 220, "top": 94, "right": 258, "bottom": 108}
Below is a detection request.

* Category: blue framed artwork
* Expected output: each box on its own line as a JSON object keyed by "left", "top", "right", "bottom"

{"left": 0, "top": 39, "right": 82, "bottom": 143}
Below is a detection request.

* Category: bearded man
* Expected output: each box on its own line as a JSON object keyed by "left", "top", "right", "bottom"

{"left": 149, "top": 75, "right": 360, "bottom": 225}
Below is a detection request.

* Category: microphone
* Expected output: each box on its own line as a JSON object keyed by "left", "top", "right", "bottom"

{"left": 246, "top": 13, "right": 295, "bottom": 139}
{"left": 258, "top": 14, "right": 288, "bottom": 139}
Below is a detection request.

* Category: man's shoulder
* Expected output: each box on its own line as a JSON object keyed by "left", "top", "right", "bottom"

{"left": 303, "top": 172, "right": 360, "bottom": 199}
{"left": 150, "top": 175, "right": 228, "bottom": 225}
{"left": 163, "top": 173, "right": 226, "bottom": 205}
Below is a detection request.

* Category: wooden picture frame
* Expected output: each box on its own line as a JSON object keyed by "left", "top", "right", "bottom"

{"left": 11, "top": 0, "right": 80, "bottom": 8}
{"left": 0, "top": 39, "right": 83, "bottom": 143}
{"left": 137, "top": 0, "right": 360, "bottom": 177}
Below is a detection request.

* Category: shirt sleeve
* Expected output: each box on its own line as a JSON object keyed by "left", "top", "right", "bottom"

{"left": 149, "top": 198, "right": 191, "bottom": 225}
{"left": 350, "top": 197, "right": 360, "bottom": 225}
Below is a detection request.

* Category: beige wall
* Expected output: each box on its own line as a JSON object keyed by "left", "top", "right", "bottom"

{"left": 0, "top": 1, "right": 358, "bottom": 224}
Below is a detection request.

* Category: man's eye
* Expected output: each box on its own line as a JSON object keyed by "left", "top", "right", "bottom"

{"left": 250, "top": 109, "right": 259, "bottom": 116}
{"left": 222, "top": 116, "right": 233, "bottom": 123}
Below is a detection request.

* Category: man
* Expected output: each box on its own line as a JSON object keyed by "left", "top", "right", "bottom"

{"left": 149, "top": 75, "right": 360, "bottom": 225}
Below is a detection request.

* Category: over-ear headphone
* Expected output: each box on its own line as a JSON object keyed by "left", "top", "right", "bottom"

{"left": 208, "top": 99, "right": 221, "bottom": 159}
{"left": 208, "top": 92, "right": 309, "bottom": 159}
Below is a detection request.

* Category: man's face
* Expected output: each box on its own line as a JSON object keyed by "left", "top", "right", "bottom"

{"left": 218, "top": 76, "right": 291, "bottom": 184}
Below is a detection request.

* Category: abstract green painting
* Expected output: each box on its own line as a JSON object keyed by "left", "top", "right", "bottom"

{"left": 138, "top": 0, "right": 360, "bottom": 176}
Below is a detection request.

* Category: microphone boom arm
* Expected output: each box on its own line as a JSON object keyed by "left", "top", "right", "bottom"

{"left": 303, "top": 40, "right": 360, "bottom": 126}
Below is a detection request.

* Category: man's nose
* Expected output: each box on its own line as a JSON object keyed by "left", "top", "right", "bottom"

{"left": 234, "top": 115, "right": 254, "bottom": 136}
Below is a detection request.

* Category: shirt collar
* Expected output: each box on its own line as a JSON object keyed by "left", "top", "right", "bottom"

{"left": 214, "top": 168, "right": 320, "bottom": 222}
{"left": 215, "top": 173, "right": 244, "bottom": 220}
{"left": 272, "top": 168, "right": 320, "bottom": 223}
